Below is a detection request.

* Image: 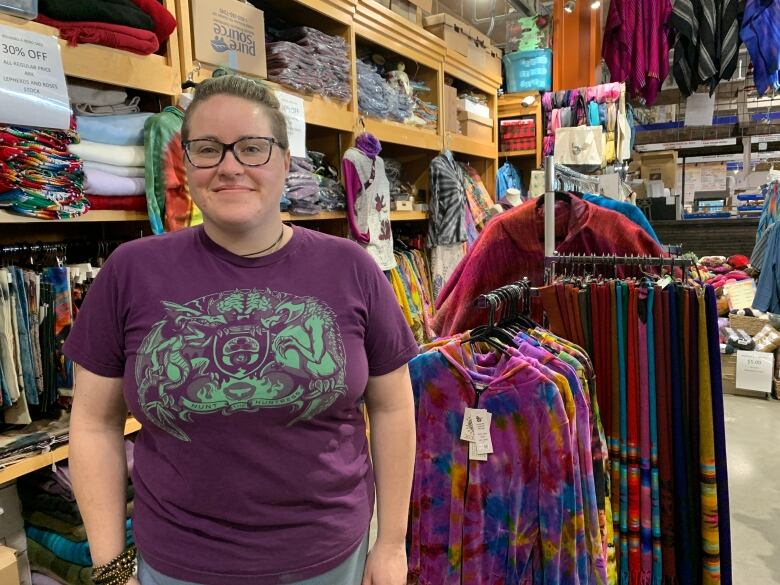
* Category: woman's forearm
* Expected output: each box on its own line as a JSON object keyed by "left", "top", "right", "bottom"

{"left": 368, "top": 404, "right": 416, "bottom": 547}
{"left": 70, "top": 415, "right": 129, "bottom": 566}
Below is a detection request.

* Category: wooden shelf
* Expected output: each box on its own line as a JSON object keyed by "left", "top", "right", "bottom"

{"left": 365, "top": 118, "right": 441, "bottom": 151}
{"left": 450, "top": 134, "right": 497, "bottom": 159}
{"left": 0, "top": 210, "right": 149, "bottom": 224}
{"left": 282, "top": 211, "right": 428, "bottom": 222}
{"left": 0, "top": 417, "right": 141, "bottom": 485}
{"left": 390, "top": 211, "right": 428, "bottom": 221}
{"left": 0, "top": 3, "right": 181, "bottom": 96}
{"left": 498, "top": 149, "right": 537, "bottom": 158}
{"left": 354, "top": 0, "right": 446, "bottom": 70}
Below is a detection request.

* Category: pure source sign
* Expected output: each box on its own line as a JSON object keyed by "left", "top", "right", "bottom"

{"left": 191, "top": 0, "right": 267, "bottom": 78}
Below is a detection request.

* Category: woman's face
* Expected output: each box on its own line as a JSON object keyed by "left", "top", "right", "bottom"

{"left": 184, "top": 94, "right": 290, "bottom": 232}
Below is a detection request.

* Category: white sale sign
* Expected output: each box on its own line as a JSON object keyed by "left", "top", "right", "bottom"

{"left": 0, "top": 24, "right": 70, "bottom": 129}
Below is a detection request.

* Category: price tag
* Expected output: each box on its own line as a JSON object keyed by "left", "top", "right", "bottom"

{"left": 469, "top": 441, "right": 488, "bottom": 461}
{"left": 473, "top": 411, "right": 493, "bottom": 455}
{"left": 0, "top": 24, "right": 69, "bottom": 129}
{"left": 657, "top": 275, "right": 672, "bottom": 289}
{"left": 460, "top": 408, "right": 478, "bottom": 442}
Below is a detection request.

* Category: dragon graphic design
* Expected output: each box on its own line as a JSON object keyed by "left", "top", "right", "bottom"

{"left": 134, "top": 288, "right": 347, "bottom": 441}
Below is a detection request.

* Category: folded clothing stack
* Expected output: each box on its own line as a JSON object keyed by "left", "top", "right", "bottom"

{"left": 68, "top": 79, "right": 141, "bottom": 117}
{"left": 0, "top": 123, "right": 88, "bottom": 219}
{"left": 21, "top": 445, "right": 135, "bottom": 584}
{"left": 35, "top": 0, "right": 177, "bottom": 56}
{"left": 74, "top": 110, "right": 149, "bottom": 211}
{"left": 357, "top": 60, "right": 414, "bottom": 122}
{"left": 285, "top": 156, "right": 321, "bottom": 215}
{"left": 266, "top": 26, "right": 351, "bottom": 102}
{"left": 309, "top": 151, "right": 346, "bottom": 211}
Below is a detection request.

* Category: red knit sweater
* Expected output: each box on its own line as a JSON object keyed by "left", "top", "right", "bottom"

{"left": 433, "top": 196, "right": 664, "bottom": 336}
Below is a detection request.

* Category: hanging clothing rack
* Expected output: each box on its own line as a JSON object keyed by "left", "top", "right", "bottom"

{"left": 544, "top": 254, "right": 695, "bottom": 268}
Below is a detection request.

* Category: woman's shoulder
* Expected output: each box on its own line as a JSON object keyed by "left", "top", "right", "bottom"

{"left": 295, "top": 225, "right": 376, "bottom": 262}
{"left": 106, "top": 227, "right": 198, "bottom": 268}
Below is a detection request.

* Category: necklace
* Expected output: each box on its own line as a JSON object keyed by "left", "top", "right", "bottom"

{"left": 240, "top": 226, "right": 286, "bottom": 257}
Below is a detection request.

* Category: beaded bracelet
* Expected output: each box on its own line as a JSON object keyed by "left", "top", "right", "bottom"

{"left": 92, "top": 546, "right": 137, "bottom": 585}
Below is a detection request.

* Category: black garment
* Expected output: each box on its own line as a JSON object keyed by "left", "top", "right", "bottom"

{"left": 670, "top": 0, "right": 745, "bottom": 96}
{"left": 428, "top": 151, "right": 467, "bottom": 246}
{"left": 39, "top": 0, "right": 155, "bottom": 32}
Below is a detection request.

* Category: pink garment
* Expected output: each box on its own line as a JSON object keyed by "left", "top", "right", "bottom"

{"left": 84, "top": 167, "right": 145, "bottom": 196}
{"left": 342, "top": 159, "right": 370, "bottom": 245}
{"left": 586, "top": 82, "right": 623, "bottom": 103}
{"left": 602, "top": 0, "right": 673, "bottom": 106}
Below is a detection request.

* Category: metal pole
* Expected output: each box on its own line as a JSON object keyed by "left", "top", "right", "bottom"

{"left": 544, "top": 155, "right": 556, "bottom": 259}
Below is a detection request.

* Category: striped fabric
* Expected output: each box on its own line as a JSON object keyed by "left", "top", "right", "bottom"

{"left": 670, "top": 0, "right": 744, "bottom": 96}
{"left": 427, "top": 151, "right": 467, "bottom": 246}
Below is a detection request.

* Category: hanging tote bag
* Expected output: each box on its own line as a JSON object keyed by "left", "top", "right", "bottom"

{"left": 554, "top": 126, "right": 605, "bottom": 173}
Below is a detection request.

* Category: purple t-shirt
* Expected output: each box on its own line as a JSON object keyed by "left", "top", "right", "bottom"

{"left": 63, "top": 224, "right": 418, "bottom": 585}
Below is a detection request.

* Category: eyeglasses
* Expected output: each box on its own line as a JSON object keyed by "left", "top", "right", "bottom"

{"left": 182, "top": 137, "right": 280, "bottom": 168}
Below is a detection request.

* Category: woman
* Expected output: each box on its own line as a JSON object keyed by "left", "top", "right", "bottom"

{"left": 63, "top": 75, "right": 418, "bottom": 585}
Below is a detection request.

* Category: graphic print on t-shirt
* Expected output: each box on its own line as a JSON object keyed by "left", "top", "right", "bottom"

{"left": 134, "top": 288, "right": 347, "bottom": 441}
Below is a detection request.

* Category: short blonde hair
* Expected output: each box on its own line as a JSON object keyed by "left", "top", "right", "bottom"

{"left": 181, "top": 75, "right": 289, "bottom": 149}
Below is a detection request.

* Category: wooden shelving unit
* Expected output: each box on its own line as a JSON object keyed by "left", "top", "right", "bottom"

{"left": 497, "top": 93, "right": 543, "bottom": 169}
{"left": 0, "top": 210, "right": 149, "bottom": 224}
{"left": 365, "top": 119, "right": 442, "bottom": 151}
{"left": 0, "top": 2, "right": 182, "bottom": 96}
{"left": 498, "top": 149, "right": 537, "bottom": 158}
{"left": 0, "top": 417, "right": 141, "bottom": 485}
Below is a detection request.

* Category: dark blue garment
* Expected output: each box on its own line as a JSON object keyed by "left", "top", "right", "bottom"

{"left": 704, "top": 285, "right": 732, "bottom": 585}
{"left": 752, "top": 217, "right": 780, "bottom": 312}
{"left": 10, "top": 268, "right": 37, "bottom": 406}
{"left": 668, "top": 286, "right": 694, "bottom": 585}
{"left": 496, "top": 161, "right": 524, "bottom": 200}
{"left": 582, "top": 193, "right": 661, "bottom": 244}
{"left": 741, "top": 0, "right": 780, "bottom": 96}
{"left": 0, "top": 358, "right": 9, "bottom": 409}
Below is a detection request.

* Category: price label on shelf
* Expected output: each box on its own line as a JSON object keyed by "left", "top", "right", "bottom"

{"left": 0, "top": 24, "right": 69, "bottom": 129}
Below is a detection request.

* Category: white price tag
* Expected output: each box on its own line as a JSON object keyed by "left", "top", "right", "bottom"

{"left": 469, "top": 441, "right": 488, "bottom": 461}
{"left": 473, "top": 410, "right": 493, "bottom": 455}
{"left": 0, "top": 24, "right": 69, "bottom": 129}
{"left": 460, "top": 407, "right": 478, "bottom": 442}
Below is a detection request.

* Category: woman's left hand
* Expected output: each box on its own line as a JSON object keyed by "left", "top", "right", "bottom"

{"left": 361, "top": 541, "right": 407, "bottom": 585}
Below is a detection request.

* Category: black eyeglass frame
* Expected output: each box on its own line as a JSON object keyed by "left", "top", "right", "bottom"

{"left": 182, "top": 136, "right": 281, "bottom": 168}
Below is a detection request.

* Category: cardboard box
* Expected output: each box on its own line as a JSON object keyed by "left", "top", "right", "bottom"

{"left": 191, "top": 0, "right": 266, "bottom": 79}
{"left": 0, "top": 484, "right": 23, "bottom": 540}
{"left": 386, "top": 0, "right": 417, "bottom": 22}
{"left": 466, "top": 32, "right": 502, "bottom": 80}
{"left": 423, "top": 14, "right": 471, "bottom": 56}
{"left": 408, "top": 0, "right": 432, "bottom": 12}
{"left": 639, "top": 151, "right": 678, "bottom": 188}
{"left": 458, "top": 110, "right": 493, "bottom": 142}
{"left": 444, "top": 85, "right": 459, "bottom": 134}
{"left": 458, "top": 97, "right": 490, "bottom": 119}
{"left": 0, "top": 547, "right": 19, "bottom": 585}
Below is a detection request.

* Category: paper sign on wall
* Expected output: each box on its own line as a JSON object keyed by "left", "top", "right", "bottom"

{"left": 0, "top": 24, "right": 69, "bottom": 129}
{"left": 684, "top": 93, "right": 716, "bottom": 127}
{"left": 736, "top": 350, "right": 774, "bottom": 393}
{"left": 275, "top": 91, "right": 306, "bottom": 158}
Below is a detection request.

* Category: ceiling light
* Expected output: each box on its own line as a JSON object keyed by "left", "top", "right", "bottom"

{"left": 564, "top": 0, "right": 576, "bottom": 13}
{"left": 590, "top": 0, "right": 601, "bottom": 8}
